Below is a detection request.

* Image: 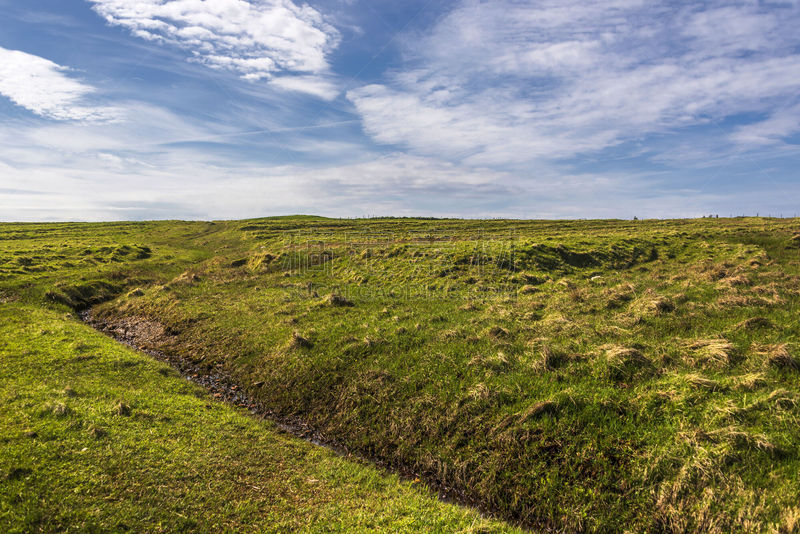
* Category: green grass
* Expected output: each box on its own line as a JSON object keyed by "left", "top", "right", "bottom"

{"left": 0, "top": 303, "right": 514, "bottom": 533}
{"left": 0, "top": 222, "right": 515, "bottom": 533}
{"left": 3, "top": 216, "right": 800, "bottom": 532}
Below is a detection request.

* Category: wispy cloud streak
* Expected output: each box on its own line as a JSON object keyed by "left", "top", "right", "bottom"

{"left": 349, "top": 1, "right": 800, "bottom": 166}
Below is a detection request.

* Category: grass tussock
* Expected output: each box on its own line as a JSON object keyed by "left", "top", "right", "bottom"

{"left": 518, "top": 284, "right": 539, "bottom": 295}
{"left": 631, "top": 292, "right": 675, "bottom": 317}
{"left": 684, "top": 373, "right": 723, "bottom": 391}
{"left": 289, "top": 331, "right": 313, "bottom": 350}
{"left": 530, "top": 344, "right": 571, "bottom": 372}
{"left": 486, "top": 325, "right": 510, "bottom": 339}
{"left": 604, "top": 283, "right": 636, "bottom": 309}
{"left": 762, "top": 344, "right": 800, "bottom": 371}
{"left": 603, "top": 345, "right": 653, "bottom": 381}
{"left": 169, "top": 270, "right": 201, "bottom": 286}
{"left": 323, "top": 293, "right": 353, "bottom": 307}
{"left": 469, "top": 351, "right": 514, "bottom": 372}
{"left": 735, "top": 316, "right": 773, "bottom": 331}
{"left": 686, "top": 339, "right": 737, "bottom": 368}
{"left": 732, "top": 373, "right": 768, "bottom": 391}
{"left": 517, "top": 400, "right": 558, "bottom": 422}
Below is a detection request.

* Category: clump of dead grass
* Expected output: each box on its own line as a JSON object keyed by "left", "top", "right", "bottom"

{"left": 323, "top": 293, "right": 353, "bottom": 307}
{"left": 486, "top": 325, "right": 510, "bottom": 339}
{"left": 685, "top": 339, "right": 737, "bottom": 368}
{"left": 684, "top": 373, "right": 723, "bottom": 391}
{"left": 631, "top": 290, "right": 675, "bottom": 317}
{"left": 169, "top": 270, "right": 201, "bottom": 286}
{"left": 603, "top": 345, "right": 653, "bottom": 381}
{"left": 762, "top": 344, "right": 800, "bottom": 371}
{"left": 732, "top": 373, "right": 767, "bottom": 391}
{"left": 289, "top": 331, "right": 313, "bottom": 350}
{"left": 604, "top": 283, "right": 636, "bottom": 309}
{"left": 517, "top": 400, "right": 558, "bottom": 422}
{"left": 716, "top": 290, "right": 782, "bottom": 308}
{"left": 716, "top": 274, "right": 750, "bottom": 289}
{"left": 469, "top": 351, "right": 513, "bottom": 372}
{"left": 530, "top": 344, "right": 571, "bottom": 372}
{"left": 734, "top": 317, "right": 773, "bottom": 331}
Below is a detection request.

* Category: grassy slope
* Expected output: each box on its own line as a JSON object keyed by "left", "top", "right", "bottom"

{"left": 4, "top": 217, "right": 800, "bottom": 532}
{"left": 0, "top": 222, "right": 515, "bottom": 533}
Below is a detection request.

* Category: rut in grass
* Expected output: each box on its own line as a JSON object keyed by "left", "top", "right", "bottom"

{"left": 79, "top": 309, "right": 504, "bottom": 522}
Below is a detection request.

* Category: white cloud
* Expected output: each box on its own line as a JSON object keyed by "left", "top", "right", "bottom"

{"left": 730, "top": 104, "right": 800, "bottom": 146}
{"left": 348, "top": 1, "right": 800, "bottom": 167}
{"left": 270, "top": 75, "right": 339, "bottom": 100}
{"left": 0, "top": 110, "right": 743, "bottom": 221}
{"left": 87, "top": 0, "right": 340, "bottom": 97}
{"left": 0, "top": 47, "right": 121, "bottom": 121}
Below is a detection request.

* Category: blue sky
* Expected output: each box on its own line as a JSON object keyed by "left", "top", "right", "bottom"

{"left": 1, "top": 0, "right": 799, "bottom": 221}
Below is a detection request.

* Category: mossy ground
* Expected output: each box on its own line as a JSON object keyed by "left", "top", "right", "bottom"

{"left": 3, "top": 217, "right": 800, "bottom": 532}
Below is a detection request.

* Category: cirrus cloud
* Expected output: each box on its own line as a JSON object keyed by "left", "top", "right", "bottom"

{"left": 348, "top": 0, "right": 800, "bottom": 167}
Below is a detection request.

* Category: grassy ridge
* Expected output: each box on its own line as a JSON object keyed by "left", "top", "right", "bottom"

{"left": 3, "top": 217, "right": 800, "bottom": 531}
{"left": 0, "top": 223, "right": 515, "bottom": 533}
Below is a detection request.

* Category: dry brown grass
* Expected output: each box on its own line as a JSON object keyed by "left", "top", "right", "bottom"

{"left": 323, "top": 293, "right": 353, "bottom": 307}
{"left": 717, "top": 291, "right": 782, "bottom": 308}
{"left": 518, "top": 400, "right": 558, "bottom": 422}
{"left": 685, "top": 339, "right": 737, "bottom": 368}
{"left": 518, "top": 284, "right": 539, "bottom": 295}
{"left": 602, "top": 345, "right": 653, "bottom": 381}
{"left": 717, "top": 274, "right": 750, "bottom": 288}
{"left": 605, "top": 345, "right": 648, "bottom": 364}
{"left": 289, "top": 331, "right": 313, "bottom": 350}
{"left": 469, "top": 351, "right": 513, "bottom": 372}
{"left": 528, "top": 343, "right": 571, "bottom": 373}
{"left": 604, "top": 283, "right": 636, "bottom": 309}
{"left": 645, "top": 296, "right": 675, "bottom": 315}
{"left": 486, "top": 325, "right": 510, "bottom": 339}
{"left": 732, "top": 373, "right": 768, "bottom": 391}
{"left": 709, "top": 426, "right": 779, "bottom": 454}
{"left": 735, "top": 317, "right": 774, "bottom": 331}
{"left": 168, "top": 270, "right": 201, "bottom": 286}
{"left": 780, "top": 507, "right": 800, "bottom": 534}
{"left": 684, "top": 373, "right": 723, "bottom": 391}
{"left": 763, "top": 344, "right": 800, "bottom": 371}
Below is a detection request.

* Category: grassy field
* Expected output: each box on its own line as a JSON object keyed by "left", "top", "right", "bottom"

{"left": 2, "top": 216, "right": 800, "bottom": 532}
{"left": 0, "top": 221, "right": 514, "bottom": 533}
